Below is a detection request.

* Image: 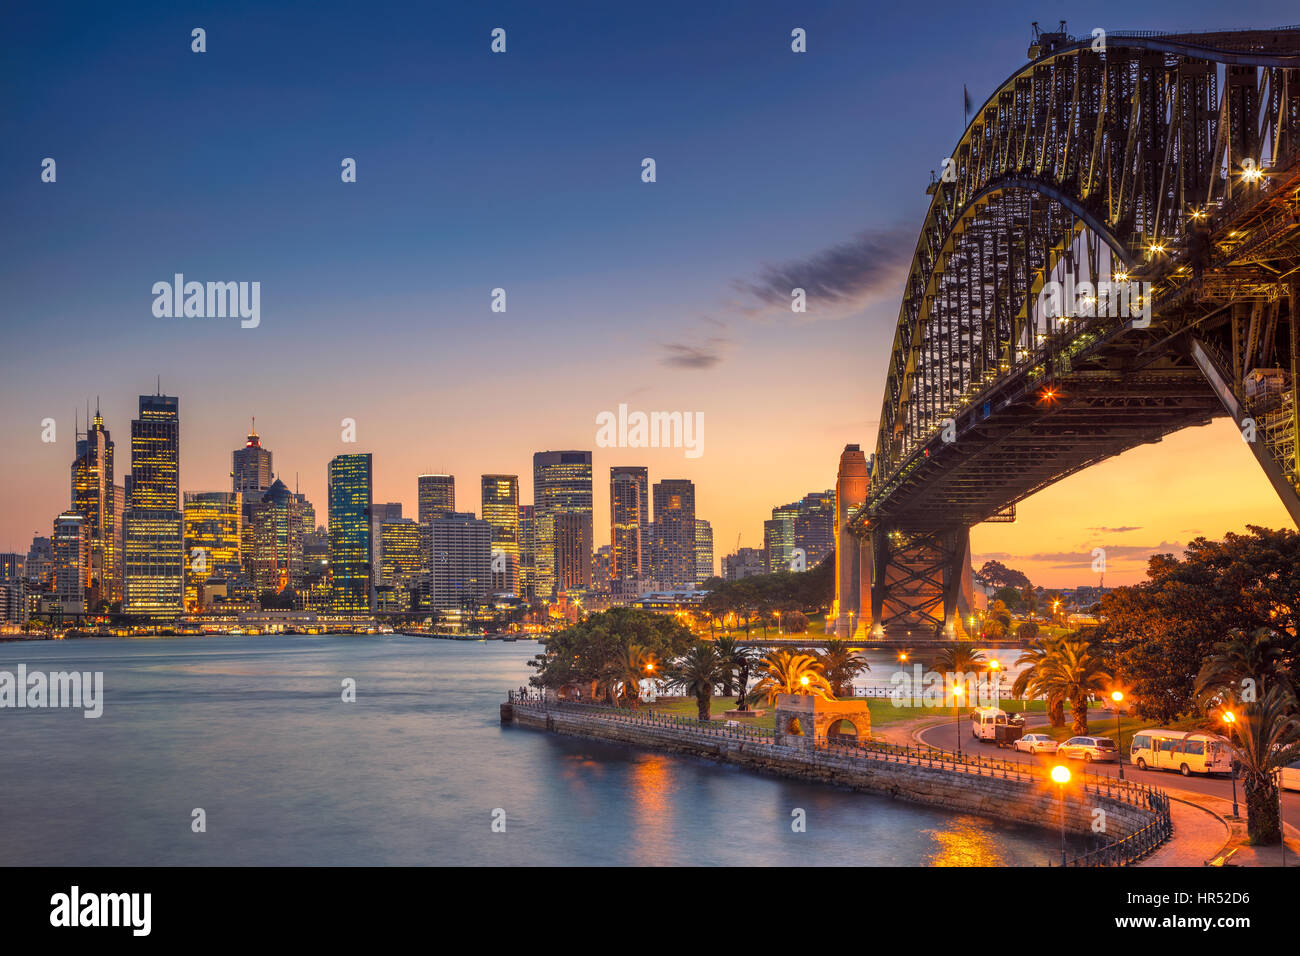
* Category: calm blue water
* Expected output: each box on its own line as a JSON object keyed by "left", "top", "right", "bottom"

{"left": 0, "top": 635, "right": 1065, "bottom": 866}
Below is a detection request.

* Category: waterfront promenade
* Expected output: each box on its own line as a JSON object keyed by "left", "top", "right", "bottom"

{"left": 504, "top": 694, "right": 1172, "bottom": 866}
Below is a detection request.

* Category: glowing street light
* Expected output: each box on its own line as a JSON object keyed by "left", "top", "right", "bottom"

{"left": 1051, "top": 764, "right": 1071, "bottom": 865}
{"left": 1222, "top": 710, "right": 1239, "bottom": 818}
{"left": 1111, "top": 690, "right": 1126, "bottom": 779}
{"left": 953, "top": 683, "right": 965, "bottom": 759}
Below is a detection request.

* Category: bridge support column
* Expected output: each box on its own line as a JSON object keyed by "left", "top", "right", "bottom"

{"left": 868, "top": 525, "right": 973, "bottom": 641}
{"left": 832, "top": 444, "right": 870, "bottom": 638}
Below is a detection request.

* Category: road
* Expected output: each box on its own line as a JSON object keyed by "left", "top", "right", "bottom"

{"left": 918, "top": 714, "right": 1300, "bottom": 829}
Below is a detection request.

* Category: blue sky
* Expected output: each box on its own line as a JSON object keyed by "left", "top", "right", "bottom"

{"left": 3, "top": 0, "right": 1296, "bottom": 581}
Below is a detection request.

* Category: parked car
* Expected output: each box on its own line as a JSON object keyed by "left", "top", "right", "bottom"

{"left": 1129, "top": 730, "right": 1233, "bottom": 776}
{"left": 1057, "top": 736, "right": 1119, "bottom": 762}
{"left": 1013, "top": 733, "right": 1058, "bottom": 755}
{"left": 1281, "top": 759, "right": 1300, "bottom": 792}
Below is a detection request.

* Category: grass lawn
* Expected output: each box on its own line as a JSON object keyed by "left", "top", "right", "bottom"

{"left": 645, "top": 694, "right": 1033, "bottom": 734}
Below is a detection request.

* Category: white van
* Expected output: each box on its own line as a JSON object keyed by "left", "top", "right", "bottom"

{"left": 1129, "top": 730, "right": 1233, "bottom": 776}
{"left": 971, "top": 707, "right": 1023, "bottom": 743}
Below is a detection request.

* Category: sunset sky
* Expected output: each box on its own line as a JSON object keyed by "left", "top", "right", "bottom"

{"left": 2, "top": 0, "right": 1296, "bottom": 587}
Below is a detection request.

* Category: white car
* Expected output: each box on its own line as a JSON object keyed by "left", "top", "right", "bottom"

{"left": 1013, "top": 733, "right": 1058, "bottom": 755}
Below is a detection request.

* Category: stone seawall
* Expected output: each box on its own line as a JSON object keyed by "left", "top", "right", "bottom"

{"left": 507, "top": 704, "right": 1162, "bottom": 844}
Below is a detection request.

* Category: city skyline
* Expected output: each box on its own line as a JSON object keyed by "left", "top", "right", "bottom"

{"left": 5, "top": 1, "right": 1299, "bottom": 588}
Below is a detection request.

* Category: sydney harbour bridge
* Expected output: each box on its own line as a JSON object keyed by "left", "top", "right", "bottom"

{"left": 833, "top": 23, "right": 1300, "bottom": 641}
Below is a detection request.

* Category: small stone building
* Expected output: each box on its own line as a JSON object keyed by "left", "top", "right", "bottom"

{"left": 772, "top": 693, "right": 871, "bottom": 748}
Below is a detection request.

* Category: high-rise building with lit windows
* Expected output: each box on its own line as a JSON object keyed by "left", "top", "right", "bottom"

{"left": 328, "top": 453, "right": 373, "bottom": 615}
{"left": 426, "top": 512, "right": 492, "bottom": 610}
{"left": 249, "top": 479, "right": 305, "bottom": 595}
{"left": 695, "top": 518, "right": 714, "bottom": 585}
{"left": 71, "top": 403, "right": 117, "bottom": 607}
{"left": 378, "top": 519, "right": 421, "bottom": 613}
{"left": 533, "top": 451, "right": 592, "bottom": 600}
{"left": 481, "top": 475, "right": 519, "bottom": 594}
{"left": 610, "top": 466, "right": 648, "bottom": 581}
{"left": 183, "top": 491, "right": 242, "bottom": 611}
{"left": 123, "top": 392, "right": 184, "bottom": 619}
{"left": 517, "top": 504, "right": 536, "bottom": 602}
{"left": 52, "top": 511, "right": 88, "bottom": 615}
{"left": 417, "top": 474, "right": 455, "bottom": 523}
{"left": 232, "top": 423, "right": 272, "bottom": 574}
{"left": 554, "top": 511, "right": 593, "bottom": 594}
{"left": 651, "top": 479, "right": 696, "bottom": 589}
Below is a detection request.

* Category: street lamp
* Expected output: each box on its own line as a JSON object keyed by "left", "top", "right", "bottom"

{"left": 953, "top": 682, "right": 965, "bottom": 758}
{"left": 989, "top": 660, "right": 1001, "bottom": 705}
{"left": 1222, "top": 710, "right": 1239, "bottom": 819}
{"left": 1051, "top": 764, "right": 1071, "bottom": 865}
{"left": 1112, "top": 691, "right": 1126, "bottom": 780}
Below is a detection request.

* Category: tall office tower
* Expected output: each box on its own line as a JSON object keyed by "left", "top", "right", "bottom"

{"left": 694, "top": 518, "right": 714, "bottom": 585}
{"left": 554, "top": 511, "right": 593, "bottom": 594}
{"left": 328, "top": 454, "right": 373, "bottom": 615}
{"left": 517, "top": 504, "right": 536, "bottom": 602}
{"left": 182, "top": 492, "right": 242, "bottom": 611}
{"left": 294, "top": 493, "right": 316, "bottom": 537}
{"left": 533, "top": 451, "right": 593, "bottom": 600}
{"left": 123, "top": 392, "right": 184, "bottom": 619}
{"left": 378, "top": 519, "right": 421, "bottom": 612}
{"left": 232, "top": 423, "right": 272, "bottom": 572}
{"left": 426, "top": 512, "right": 492, "bottom": 610}
{"left": 610, "top": 466, "right": 648, "bottom": 581}
{"left": 417, "top": 473, "right": 455, "bottom": 573}
{"left": 764, "top": 517, "right": 794, "bottom": 573}
{"left": 249, "top": 479, "right": 306, "bottom": 595}
{"left": 0, "top": 555, "right": 26, "bottom": 626}
{"left": 71, "top": 403, "right": 117, "bottom": 607}
{"left": 26, "top": 536, "right": 54, "bottom": 590}
{"left": 111, "top": 484, "right": 125, "bottom": 599}
{"left": 650, "top": 479, "right": 696, "bottom": 589}
{"left": 794, "top": 491, "right": 836, "bottom": 566}
{"left": 52, "top": 512, "right": 88, "bottom": 614}
{"left": 370, "top": 502, "right": 403, "bottom": 591}
{"left": 481, "top": 475, "right": 520, "bottom": 594}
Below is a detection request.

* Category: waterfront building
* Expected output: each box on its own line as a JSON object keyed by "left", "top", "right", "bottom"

{"left": 651, "top": 479, "right": 696, "bottom": 589}
{"left": 533, "top": 451, "right": 593, "bottom": 600}
{"left": 481, "top": 475, "right": 520, "bottom": 594}
{"left": 610, "top": 466, "right": 648, "bottom": 581}
{"left": 425, "top": 512, "right": 492, "bottom": 610}
{"left": 695, "top": 518, "right": 714, "bottom": 584}
{"left": 123, "top": 392, "right": 184, "bottom": 619}
{"left": 554, "top": 511, "right": 593, "bottom": 595}
{"left": 52, "top": 512, "right": 88, "bottom": 615}
{"left": 182, "top": 491, "right": 242, "bottom": 611}
{"left": 378, "top": 519, "right": 421, "bottom": 613}
{"left": 328, "top": 453, "right": 373, "bottom": 615}
{"left": 71, "top": 403, "right": 118, "bottom": 607}
{"left": 370, "top": 501, "right": 403, "bottom": 592}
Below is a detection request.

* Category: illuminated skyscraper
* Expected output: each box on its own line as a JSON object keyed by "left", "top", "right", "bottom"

{"left": 554, "top": 511, "right": 593, "bottom": 594}
{"left": 378, "top": 519, "right": 421, "bottom": 612}
{"left": 533, "top": 451, "right": 592, "bottom": 600}
{"left": 651, "top": 479, "right": 696, "bottom": 588}
{"left": 249, "top": 479, "right": 305, "bottom": 595}
{"left": 183, "top": 492, "right": 242, "bottom": 611}
{"left": 371, "top": 502, "right": 403, "bottom": 592}
{"left": 328, "top": 453, "right": 373, "bottom": 615}
{"left": 695, "top": 518, "right": 714, "bottom": 585}
{"left": 517, "top": 504, "right": 536, "bottom": 602}
{"left": 123, "top": 392, "right": 184, "bottom": 619}
{"left": 610, "top": 466, "right": 648, "bottom": 581}
{"left": 71, "top": 403, "right": 117, "bottom": 607}
{"left": 417, "top": 474, "right": 455, "bottom": 524}
{"left": 232, "top": 423, "right": 272, "bottom": 574}
{"left": 481, "top": 475, "right": 519, "bottom": 594}
{"left": 52, "top": 511, "right": 88, "bottom": 615}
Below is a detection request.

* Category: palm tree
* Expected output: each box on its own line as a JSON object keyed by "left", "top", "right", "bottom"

{"left": 1194, "top": 626, "right": 1294, "bottom": 711}
{"left": 1222, "top": 683, "right": 1300, "bottom": 844}
{"left": 936, "top": 645, "right": 987, "bottom": 675}
{"left": 748, "top": 650, "right": 834, "bottom": 706}
{"left": 819, "top": 639, "right": 870, "bottom": 697}
{"left": 713, "top": 636, "right": 757, "bottom": 709}
{"left": 603, "top": 643, "right": 655, "bottom": 708}
{"left": 1036, "top": 637, "right": 1111, "bottom": 736}
{"left": 1013, "top": 637, "right": 1067, "bottom": 727}
{"left": 666, "top": 643, "right": 726, "bottom": 721}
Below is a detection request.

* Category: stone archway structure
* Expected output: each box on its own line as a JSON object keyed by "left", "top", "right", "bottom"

{"left": 772, "top": 694, "right": 871, "bottom": 749}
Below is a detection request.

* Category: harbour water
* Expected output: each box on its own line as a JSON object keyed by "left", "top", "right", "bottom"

{"left": 0, "top": 635, "right": 1068, "bottom": 866}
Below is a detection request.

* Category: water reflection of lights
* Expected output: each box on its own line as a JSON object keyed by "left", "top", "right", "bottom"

{"left": 925, "top": 816, "right": 1004, "bottom": 867}
{"left": 630, "top": 755, "right": 674, "bottom": 866}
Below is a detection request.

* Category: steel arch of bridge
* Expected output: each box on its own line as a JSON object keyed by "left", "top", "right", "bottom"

{"left": 837, "top": 25, "right": 1300, "bottom": 641}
